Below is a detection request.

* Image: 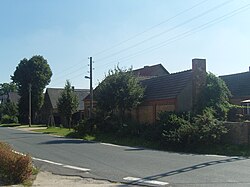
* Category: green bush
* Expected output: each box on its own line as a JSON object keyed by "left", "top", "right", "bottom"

{"left": 1, "top": 114, "right": 18, "bottom": 124}
{"left": 0, "top": 142, "right": 33, "bottom": 184}
{"left": 158, "top": 112, "right": 195, "bottom": 146}
{"left": 193, "top": 108, "right": 228, "bottom": 145}
{"left": 74, "top": 119, "right": 93, "bottom": 135}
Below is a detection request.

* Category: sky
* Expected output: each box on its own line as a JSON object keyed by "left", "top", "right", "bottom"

{"left": 1, "top": 0, "right": 250, "bottom": 89}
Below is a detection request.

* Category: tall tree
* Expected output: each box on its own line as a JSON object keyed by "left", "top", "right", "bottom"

{"left": 95, "top": 66, "right": 144, "bottom": 121}
{"left": 57, "top": 80, "right": 79, "bottom": 129}
{"left": 12, "top": 55, "right": 52, "bottom": 124}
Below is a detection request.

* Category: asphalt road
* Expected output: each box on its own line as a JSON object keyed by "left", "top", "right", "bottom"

{"left": 0, "top": 127, "right": 250, "bottom": 187}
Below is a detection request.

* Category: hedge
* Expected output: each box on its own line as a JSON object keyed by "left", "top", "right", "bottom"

{"left": 0, "top": 142, "right": 33, "bottom": 184}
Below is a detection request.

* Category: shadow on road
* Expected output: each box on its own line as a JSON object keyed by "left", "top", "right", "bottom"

{"left": 39, "top": 138, "right": 96, "bottom": 144}
{"left": 124, "top": 148, "right": 145, "bottom": 151}
{"left": 128, "top": 157, "right": 249, "bottom": 185}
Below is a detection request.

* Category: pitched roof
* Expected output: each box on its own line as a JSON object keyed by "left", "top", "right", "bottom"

{"left": 220, "top": 71, "right": 250, "bottom": 97}
{"left": 0, "top": 92, "right": 20, "bottom": 104}
{"left": 141, "top": 70, "right": 192, "bottom": 100}
{"left": 46, "top": 88, "right": 89, "bottom": 110}
{"left": 133, "top": 64, "right": 169, "bottom": 78}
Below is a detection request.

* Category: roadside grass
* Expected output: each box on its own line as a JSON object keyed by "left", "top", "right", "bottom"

{"left": 0, "top": 123, "right": 46, "bottom": 128}
{"left": 0, "top": 123, "right": 22, "bottom": 127}
{"left": 34, "top": 127, "right": 74, "bottom": 137}
{"left": 32, "top": 127, "right": 250, "bottom": 157}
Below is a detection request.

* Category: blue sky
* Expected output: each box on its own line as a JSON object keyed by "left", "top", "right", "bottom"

{"left": 1, "top": 0, "right": 250, "bottom": 89}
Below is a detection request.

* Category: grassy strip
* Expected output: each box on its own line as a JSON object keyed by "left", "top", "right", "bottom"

{"left": 34, "top": 127, "right": 74, "bottom": 137}
{"left": 0, "top": 123, "right": 47, "bottom": 128}
{"left": 0, "top": 123, "right": 22, "bottom": 127}
{"left": 33, "top": 127, "right": 250, "bottom": 157}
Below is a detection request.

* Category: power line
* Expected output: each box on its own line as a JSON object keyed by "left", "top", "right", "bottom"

{"left": 94, "top": 3, "right": 250, "bottom": 71}
{"left": 95, "top": 0, "right": 234, "bottom": 63}
{"left": 92, "top": 0, "right": 210, "bottom": 57}
{"left": 50, "top": 0, "right": 210, "bottom": 81}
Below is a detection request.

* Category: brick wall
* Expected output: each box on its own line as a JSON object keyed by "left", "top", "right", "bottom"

{"left": 223, "top": 122, "right": 250, "bottom": 144}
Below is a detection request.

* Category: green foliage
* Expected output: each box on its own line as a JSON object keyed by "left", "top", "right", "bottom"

{"left": 0, "top": 82, "right": 17, "bottom": 101}
{"left": 193, "top": 107, "right": 228, "bottom": 145}
{"left": 195, "top": 73, "right": 231, "bottom": 120}
{"left": 57, "top": 80, "right": 79, "bottom": 129}
{"left": 95, "top": 66, "right": 144, "bottom": 120}
{"left": 0, "top": 102, "right": 18, "bottom": 124}
{"left": 1, "top": 115, "right": 18, "bottom": 124}
{"left": 11, "top": 55, "right": 52, "bottom": 123}
{"left": 74, "top": 119, "right": 93, "bottom": 135}
{"left": 0, "top": 142, "right": 33, "bottom": 184}
{"left": 158, "top": 112, "right": 195, "bottom": 145}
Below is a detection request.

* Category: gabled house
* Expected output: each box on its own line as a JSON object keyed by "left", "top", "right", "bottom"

{"left": 131, "top": 59, "right": 206, "bottom": 124}
{"left": 133, "top": 64, "right": 169, "bottom": 80}
{"left": 84, "top": 58, "right": 206, "bottom": 124}
{"left": 40, "top": 88, "right": 89, "bottom": 125}
{"left": 220, "top": 68, "right": 250, "bottom": 116}
{"left": 0, "top": 92, "right": 20, "bottom": 105}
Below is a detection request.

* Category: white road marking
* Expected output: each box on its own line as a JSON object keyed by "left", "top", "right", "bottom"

{"left": 12, "top": 150, "right": 90, "bottom": 172}
{"left": 124, "top": 177, "right": 168, "bottom": 186}
{"left": 63, "top": 165, "right": 90, "bottom": 172}
{"left": 100, "top": 143, "right": 124, "bottom": 148}
{"left": 32, "top": 157, "right": 63, "bottom": 166}
{"left": 204, "top": 154, "right": 228, "bottom": 158}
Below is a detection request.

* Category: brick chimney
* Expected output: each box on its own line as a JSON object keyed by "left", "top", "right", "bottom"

{"left": 192, "top": 58, "right": 206, "bottom": 108}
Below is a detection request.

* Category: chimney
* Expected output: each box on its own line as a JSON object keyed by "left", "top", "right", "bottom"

{"left": 192, "top": 58, "right": 206, "bottom": 108}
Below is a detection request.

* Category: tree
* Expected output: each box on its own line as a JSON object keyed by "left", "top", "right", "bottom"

{"left": 0, "top": 102, "right": 19, "bottom": 124}
{"left": 95, "top": 66, "right": 144, "bottom": 121}
{"left": 57, "top": 80, "right": 79, "bottom": 129}
{"left": 0, "top": 82, "right": 17, "bottom": 101}
{"left": 194, "top": 73, "right": 232, "bottom": 120}
{"left": 12, "top": 55, "right": 52, "bottom": 124}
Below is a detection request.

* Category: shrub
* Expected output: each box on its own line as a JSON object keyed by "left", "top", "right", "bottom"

{"left": 0, "top": 142, "right": 33, "bottom": 184}
{"left": 74, "top": 119, "right": 93, "bottom": 135}
{"left": 193, "top": 108, "right": 228, "bottom": 145}
{"left": 1, "top": 114, "right": 18, "bottom": 124}
{"left": 158, "top": 112, "right": 195, "bottom": 146}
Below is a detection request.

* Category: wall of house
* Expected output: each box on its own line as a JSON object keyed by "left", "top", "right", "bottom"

{"left": 176, "top": 82, "right": 192, "bottom": 112}
{"left": 131, "top": 98, "right": 176, "bottom": 124}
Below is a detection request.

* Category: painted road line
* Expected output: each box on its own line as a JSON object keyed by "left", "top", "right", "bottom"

{"left": 124, "top": 177, "right": 168, "bottom": 186}
{"left": 63, "top": 165, "right": 90, "bottom": 172}
{"left": 100, "top": 143, "right": 124, "bottom": 148}
{"left": 32, "top": 157, "right": 63, "bottom": 166}
{"left": 13, "top": 150, "right": 90, "bottom": 172}
{"left": 33, "top": 158, "right": 90, "bottom": 172}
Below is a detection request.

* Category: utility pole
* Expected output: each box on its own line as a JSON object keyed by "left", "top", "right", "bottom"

{"left": 28, "top": 83, "right": 32, "bottom": 127}
{"left": 89, "top": 57, "right": 93, "bottom": 119}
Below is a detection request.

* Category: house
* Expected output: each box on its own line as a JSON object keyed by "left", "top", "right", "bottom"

{"left": 133, "top": 64, "right": 169, "bottom": 80}
{"left": 130, "top": 59, "right": 206, "bottom": 124}
{"left": 84, "top": 59, "right": 206, "bottom": 124}
{"left": 220, "top": 68, "right": 250, "bottom": 116}
{"left": 40, "top": 88, "right": 89, "bottom": 125}
{"left": 0, "top": 92, "right": 20, "bottom": 105}
{"left": 84, "top": 63, "right": 169, "bottom": 118}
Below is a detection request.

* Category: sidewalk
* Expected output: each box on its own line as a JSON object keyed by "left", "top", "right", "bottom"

{"left": 32, "top": 171, "right": 124, "bottom": 187}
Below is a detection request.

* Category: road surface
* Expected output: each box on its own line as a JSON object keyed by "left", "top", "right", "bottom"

{"left": 0, "top": 127, "right": 250, "bottom": 186}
